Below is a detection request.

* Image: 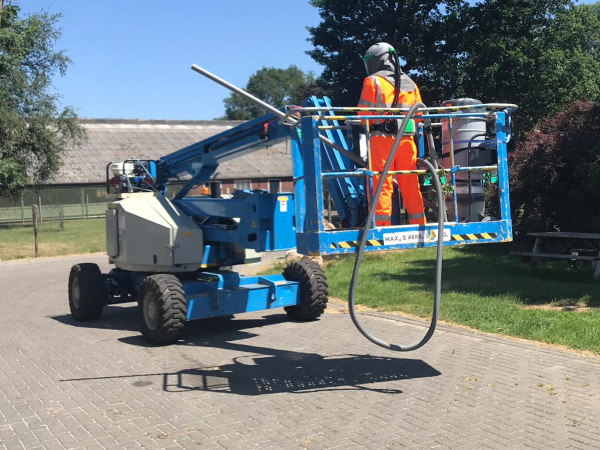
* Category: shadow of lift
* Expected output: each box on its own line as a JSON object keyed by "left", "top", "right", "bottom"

{"left": 166, "top": 355, "right": 440, "bottom": 395}
{"left": 54, "top": 306, "right": 441, "bottom": 396}
{"left": 60, "top": 352, "right": 440, "bottom": 396}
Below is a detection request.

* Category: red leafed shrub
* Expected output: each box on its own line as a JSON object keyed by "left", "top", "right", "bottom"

{"left": 509, "top": 100, "right": 600, "bottom": 237}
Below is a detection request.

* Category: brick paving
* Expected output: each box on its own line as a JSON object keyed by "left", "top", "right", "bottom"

{"left": 0, "top": 253, "right": 599, "bottom": 449}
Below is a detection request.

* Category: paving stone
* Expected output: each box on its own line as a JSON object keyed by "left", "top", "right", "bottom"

{"left": 0, "top": 254, "right": 599, "bottom": 449}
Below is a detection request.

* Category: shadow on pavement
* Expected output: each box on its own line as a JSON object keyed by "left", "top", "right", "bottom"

{"left": 50, "top": 304, "right": 140, "bottom": 332}
{"left": 158, "top": 353, "right": 440, "bottom": 395}
{"left": 57, "top": 312, "right": 441, "bottom": 395}
{"left": 60, "top": 350, "right": 440, "bottom": 396}
{"left": 49, "top": 305, "right": 289, "bottom": 336}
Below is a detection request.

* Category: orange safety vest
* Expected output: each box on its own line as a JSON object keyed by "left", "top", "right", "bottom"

{"left": 357, "top": 74, "right": 422, "bottom": 123}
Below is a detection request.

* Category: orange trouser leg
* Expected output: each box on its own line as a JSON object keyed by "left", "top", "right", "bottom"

{"left": 370, "top": 136, "right": 394, "bottom": 226}
{"left": 394, "top": 139, "right": 426, "bottom": 224}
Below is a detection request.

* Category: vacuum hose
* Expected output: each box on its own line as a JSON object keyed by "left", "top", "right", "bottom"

{"left": 348, "top": 102, "right": 445, "bottom": 351}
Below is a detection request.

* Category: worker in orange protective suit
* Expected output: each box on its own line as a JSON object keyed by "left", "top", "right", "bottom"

{"left": 357, "top": 42, "right": 426, "bottom": 226}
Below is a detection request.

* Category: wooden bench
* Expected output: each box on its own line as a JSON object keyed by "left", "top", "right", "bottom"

{"left": 510, "top": 232, "right": 600, "bottom": 278}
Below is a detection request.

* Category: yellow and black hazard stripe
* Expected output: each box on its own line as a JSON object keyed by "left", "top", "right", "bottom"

{"left": 330, "top": 239, "right": 384, "bottom": 249}
{"left": 330, "top": 233, "right": 498, "bottom": 249}
{"left": 451, "top": 232, "right": 497, "bottom": 241}
{"left": 329, "top": 233, "right": 498, "bottom": 248}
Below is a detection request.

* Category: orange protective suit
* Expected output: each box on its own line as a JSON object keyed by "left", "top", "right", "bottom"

{"left": 358, "top": 74, "right": 426, "bottom": 226}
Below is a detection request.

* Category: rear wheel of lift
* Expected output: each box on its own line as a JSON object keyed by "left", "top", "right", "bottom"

{"left": 139, "top": 274, "right": 187, "bottom": 345}
{"left": 68, "top": 263, "right": 106, "bottom": 321}
{"left": 283, "top": 258, "right": 328, "bottom": 321}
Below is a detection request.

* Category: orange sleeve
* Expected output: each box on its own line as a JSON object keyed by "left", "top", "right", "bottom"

{"left": 357, "top": 77, "right": 377, "bottom": 118}
{"left": 414, "top": 85, "right": 422, "bottom": 105}
{"left": 402, "top": 84, "right": 423, "bottom": 121}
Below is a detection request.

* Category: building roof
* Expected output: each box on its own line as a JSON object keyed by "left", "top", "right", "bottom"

{"left": 51, "top": 119, "right": 293, "bottom": 185}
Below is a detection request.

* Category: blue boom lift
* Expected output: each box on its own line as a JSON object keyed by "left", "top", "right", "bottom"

{"left": 68, "top": 65, "right": 516, "bottom": 350}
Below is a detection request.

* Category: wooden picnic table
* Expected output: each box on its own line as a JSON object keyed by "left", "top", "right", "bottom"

{"left": 510, "top": 232, "right": 600, "bottom": 277}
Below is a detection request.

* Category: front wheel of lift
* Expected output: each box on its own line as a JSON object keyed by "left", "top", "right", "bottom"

{"left": 138, "top": 274, "right": 187, "bottom": 345}
{"left": 283, "top": 259, "right": 328, "bottom": 321}
{"left": 68, "top": 263, "right": 106, "bottom": 321}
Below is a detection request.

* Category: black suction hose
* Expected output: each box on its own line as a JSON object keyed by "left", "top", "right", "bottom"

{"left": 348, "top": 102, "right": 446, "bottom": 351}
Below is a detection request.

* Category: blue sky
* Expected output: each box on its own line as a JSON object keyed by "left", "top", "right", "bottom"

{"left": 19, "top": 0, "right": 324, "bottom": 120}
{"left": 18, "top": 1, "right": 598, "bottom": 121}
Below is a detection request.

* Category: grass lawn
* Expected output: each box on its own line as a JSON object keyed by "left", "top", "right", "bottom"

{"left": 322, "top": 245, "right": 600, "bottom": 355}
{"left": 0, "top": 218, "right": 105, "bottom": 261}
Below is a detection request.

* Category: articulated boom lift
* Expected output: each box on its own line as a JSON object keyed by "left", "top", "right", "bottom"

{"left": 68, "top": 65, "right": 516, "bottom": 348}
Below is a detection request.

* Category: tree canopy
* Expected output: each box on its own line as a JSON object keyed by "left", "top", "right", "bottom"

{"left": 452, "top": 0, "right": 600, "bottom": 131}
{"left": 308, "top": 0, "right": 600, "bottom": 132}
{"left": 0, "top": 2, "right": 82, "bottom": 198}
{"left": 223, "top": 65, "right": 323, "bottom": 120}
{"left": 307, "top": 0, "right": 465, "bottom": 107}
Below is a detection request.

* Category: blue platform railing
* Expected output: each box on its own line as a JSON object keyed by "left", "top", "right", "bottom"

{"left": 290, "top": 103, "right": 515, "bottom": 256}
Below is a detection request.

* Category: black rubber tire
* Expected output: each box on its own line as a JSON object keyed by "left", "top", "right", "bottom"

{"left": 283, "top": 258, "right": 328, "bottom": 321}
{"left": 68, "top": 263, "right": 106, "bottom": 321}
{"left": 138, "top": 274, "right": 187, "bottom": 345}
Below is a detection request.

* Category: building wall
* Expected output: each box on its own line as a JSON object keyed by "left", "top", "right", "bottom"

{"left": 190, "top": 177, "right": 293, "bottom": 196}
{"left": 0, "top": 177, "right": 295, "bottom": 224}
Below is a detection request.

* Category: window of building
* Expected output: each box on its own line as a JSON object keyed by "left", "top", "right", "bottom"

{"left": 268, "top": 179, "right": 281, "bottom": 194}
{"left": 234, "top": 179, "right": 252, "bottom": 190}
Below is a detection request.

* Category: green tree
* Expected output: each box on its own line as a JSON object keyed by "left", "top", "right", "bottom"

{"left": 0, "top": 2, "right": 82, "bottom": 198}
{"left": 307, "top": 0, "right": 467, "bottom": 107}
{"left": 451, "top": 0, "right": 600, "bottom": 131}
{"left": 307, "top": 0, "right": 600, "bottom": 132}
{"left": 223, "top": 65, "right": 323, "bottom": 120}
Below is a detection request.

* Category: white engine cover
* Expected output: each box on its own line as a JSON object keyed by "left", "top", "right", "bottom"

{"left": 106, "top": 192, "right": 203, "bottom": 272}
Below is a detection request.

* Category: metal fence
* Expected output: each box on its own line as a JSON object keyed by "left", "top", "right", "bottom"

{"left": 0, "top": 203, "right": 108, "bottom": 224}
{"left": 0, "top": 183, "right": 187, "bottom": 224}
{"left": 0, "top": 185, "right": 109, "bottom": 224}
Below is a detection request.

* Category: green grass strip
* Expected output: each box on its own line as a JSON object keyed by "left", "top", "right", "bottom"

{"left": 0, "top": 218, "right": 105, "bottom": 261}
{"left": 324, "top": 245, "right": 600, "bottom": 354}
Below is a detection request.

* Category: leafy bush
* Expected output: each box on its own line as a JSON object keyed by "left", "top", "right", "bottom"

{"left": 509, "top": 100, "right": 600, "bottom": 236}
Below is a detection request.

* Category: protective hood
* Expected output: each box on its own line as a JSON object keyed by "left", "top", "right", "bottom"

{"left": 363, "top": 42, "right": 402, "bottom": 86}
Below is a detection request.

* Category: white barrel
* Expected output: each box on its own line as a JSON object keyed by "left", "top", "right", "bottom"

{"left": 441, "top": 98, "right": 487, "bottom": 181}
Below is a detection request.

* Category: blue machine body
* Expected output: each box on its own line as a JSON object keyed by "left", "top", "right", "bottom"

{"left": 176, "top": 190, "right": 297, "bottom": 253}
{"left": 184, "top": 272, "right": 299, "bottom": 320}
{"left": 113, "top": 98, "right": 514, "bottom": 321}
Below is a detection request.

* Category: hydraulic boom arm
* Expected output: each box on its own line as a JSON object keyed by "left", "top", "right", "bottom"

{"left": 158, "top": 110, "right": 291, "bottom": 198}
